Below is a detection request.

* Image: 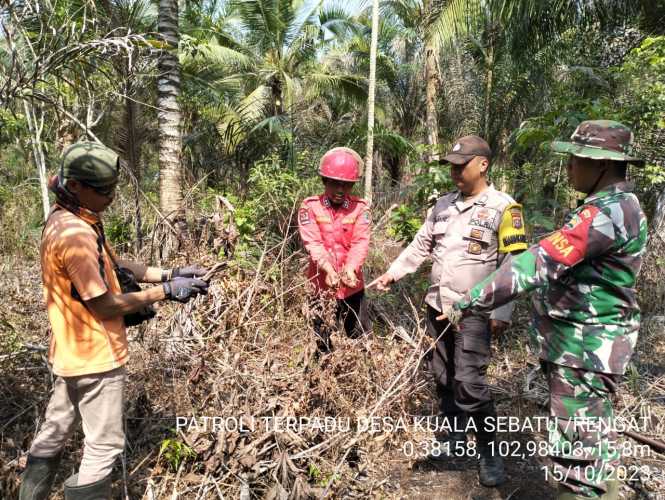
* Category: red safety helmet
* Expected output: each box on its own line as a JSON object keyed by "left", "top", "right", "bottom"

{"left": 319, "top": 147, "right": 363, "bottom": 182}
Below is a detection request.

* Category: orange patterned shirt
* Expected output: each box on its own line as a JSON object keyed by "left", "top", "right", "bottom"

{"left": 41, "top": 207, "right": 128, "bottom": 376}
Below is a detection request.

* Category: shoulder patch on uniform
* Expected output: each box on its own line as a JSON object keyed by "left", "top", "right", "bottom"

{"left": 498, "top": 203, "right": 528, "bottom": 253}
{"left": 510, "top": 207, "right": 523, "bottom": 229}
{"left": 360, "top": 209, "right": 371, "bottom": 224}
{"left": 565, "top": 205, "right": 596, "bottom": 230}
{"left": 298, "top": 208, "right": 311, "bottom": 225}
{"left": 540, "top": 205, "right": 600, "bottom": 265}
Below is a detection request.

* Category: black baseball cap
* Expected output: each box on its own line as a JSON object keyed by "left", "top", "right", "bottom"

{"left": 440, "top": 135, "right": 492, "bottom": 165}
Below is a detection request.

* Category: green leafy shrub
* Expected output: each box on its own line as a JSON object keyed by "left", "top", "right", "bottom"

{"left": 158, "top": 437, "right": 196, "bottom": 472}
{"left": 411, "top": 161, "right": 455, "bottom": 206}
{"left": 388, "top": 204, "right": 422, "bottom": 243}
{"left": 205, "top": 151, "right": 320, "bottom": 264}
{"left": 247, "top": 151, "right": 320, "bottom": 230}
{"left": 104, "top": 213, "right": 133, "bottom": 247}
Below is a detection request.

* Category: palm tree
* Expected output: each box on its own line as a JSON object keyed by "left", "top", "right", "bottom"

{"left": 158, "top": 0, "right": 183, "bottom": 219}
{"left": 373, "top": 0, "right": 471, "bottom": 163}
{"left": 100, "top": 0, "right": 157, "bottom": 251}
{"left": 365, "top": 0, "right": 380, "bottom": 203}
{"left": 467, "top": 0, "right": 639, "bottom": 151}
{"left": 0, "top": 0, "right": 148, "bottom": 218}
{"left": 340, "top": 3, "right": 422, "bottom": 183}
{"left": 180, "top": 0, "right": 365, "bottom": 169}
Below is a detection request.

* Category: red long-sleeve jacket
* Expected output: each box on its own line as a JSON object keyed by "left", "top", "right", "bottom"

{"left": 298, "top": 194, "right": 371, "bottom": 299}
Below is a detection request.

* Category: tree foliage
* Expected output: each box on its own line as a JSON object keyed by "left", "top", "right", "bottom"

{"left": 0, "top": 0, "right": 663, "bottom": 243}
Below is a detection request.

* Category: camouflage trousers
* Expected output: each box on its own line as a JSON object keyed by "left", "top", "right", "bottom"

{"left": 542, "top": 361, "right": 620, "bottom": 498}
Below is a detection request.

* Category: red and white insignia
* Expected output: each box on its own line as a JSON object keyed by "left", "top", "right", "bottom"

{"left": 298, "top": 208, "right": 311, "bottom": 225}
{"left": 511, "top": 209, "right": 523, "bottom": 229}
{"left": 540, "top": 206, "right": 600, "bottom": 266}
{"left": 476, "top": 208, "right": 491, "bottom": 220}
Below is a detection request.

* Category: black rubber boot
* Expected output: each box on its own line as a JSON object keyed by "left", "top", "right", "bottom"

{"left": 429, "top": 414, "right": 468, "bottom": 461}
{"left": 64, "top": 473, "right": 112, "bottom": 500}
{"left": 475, "top": 418, "right": 506, "bottom": 487}
{"left": 19, "top": 453, "right": 62, "bottom": 500}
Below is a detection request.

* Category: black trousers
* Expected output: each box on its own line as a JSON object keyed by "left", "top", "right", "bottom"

{"left": 426, "top": 305, "right": 495, "bottom": 429}
{"left": 313, "top": 290, "right": 370, "bottom": 352}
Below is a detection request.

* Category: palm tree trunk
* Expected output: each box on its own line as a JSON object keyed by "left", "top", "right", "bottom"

{"left": 424, "top": 40, "right": 439, "bottom": 163}
{"left": 364, "top": 0, "right": 379, "bottom": 205}
{"left": 158, "top": 0, "right": 183, "bottom": 219}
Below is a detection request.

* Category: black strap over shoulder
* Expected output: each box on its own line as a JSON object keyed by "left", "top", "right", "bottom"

{"left": 47, "top": 206, "right": 156, "bottom": 326}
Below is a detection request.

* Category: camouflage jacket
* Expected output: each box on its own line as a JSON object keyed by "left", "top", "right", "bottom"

{"left": 456, "top": 182, "right": 647, "bottom": 375}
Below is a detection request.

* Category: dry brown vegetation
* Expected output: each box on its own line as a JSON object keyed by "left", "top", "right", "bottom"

{"left": 1, "top": 209, "right": 665, "bottom": 499}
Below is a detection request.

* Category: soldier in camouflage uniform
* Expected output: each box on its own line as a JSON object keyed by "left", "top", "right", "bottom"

{"left": 441, "top": 121, "right": 647, "bottom": 500}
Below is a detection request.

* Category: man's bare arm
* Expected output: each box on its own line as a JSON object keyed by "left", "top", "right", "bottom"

{"left": 115, "top": 259, "right": 164, "bottom": 283}
{"left": 86, "top": 286, "right": 165, "bottom": 320}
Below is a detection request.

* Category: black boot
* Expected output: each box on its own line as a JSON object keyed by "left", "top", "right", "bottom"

{"left": 475, "top": 424, "right": 506, "bottom": 487}
{"left": 19, "top": 453, "right": 62, "bottom": 500}
{"left": 428, "top": 414, "right": 468, "bottom": 461}
{"left": 64, "top": 473, "right": 112, "bottom": 500}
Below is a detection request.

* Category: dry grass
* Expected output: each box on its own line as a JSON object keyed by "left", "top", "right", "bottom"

{"left": 1, "top": 210, "right": 665, "bottom": 499}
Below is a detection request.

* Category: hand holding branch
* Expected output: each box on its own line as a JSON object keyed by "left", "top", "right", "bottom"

{"left": 435, "top": 304, "right": 463, "bottom": 326}
{"left": 340, "top": 267, "right": 358, "bottom": 288}
{"left": 366, "top": 272, "right": 395, "bottom": 292}
{"left": 321, "top": 262, "right": 341, "bottom": 289}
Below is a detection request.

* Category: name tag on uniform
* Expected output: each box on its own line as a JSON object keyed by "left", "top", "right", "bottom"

{"left": 469, "top": 206, "right": 498, "bottom": 230}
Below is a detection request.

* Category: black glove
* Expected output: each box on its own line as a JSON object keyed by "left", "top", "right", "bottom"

{"left": 163, "top": 265, "right": 210, "bottom": 281}
{"left": 162, "top": 265, "right": 209, "bottom": 281}
{"left": 163, "top": 277, "right": 209, "bottom": 303}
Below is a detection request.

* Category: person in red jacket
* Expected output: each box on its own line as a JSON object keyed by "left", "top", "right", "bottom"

{"left": 298, "top": 147, "right": 372, "bottom": 352}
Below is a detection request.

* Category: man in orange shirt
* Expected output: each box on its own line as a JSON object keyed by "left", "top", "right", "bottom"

{"left": 298, "top": 147, "right": 371, "bottom": 353}
{"left": 20, "top": 142, "right": 209, "bottom": 500}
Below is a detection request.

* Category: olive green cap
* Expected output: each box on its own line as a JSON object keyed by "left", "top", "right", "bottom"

{"left": 59, "top": 142, "right": 119, "bottom": 188}
{"left": 551, "top": 120, "right": 644, "bottom": 166}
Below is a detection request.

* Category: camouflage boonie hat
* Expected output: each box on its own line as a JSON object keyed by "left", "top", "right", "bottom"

{"left": 551, "top": 120, "right": 644, "bottom": 166}
{"left": 59, "top": 142, "right": 119, "bottom": 188}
